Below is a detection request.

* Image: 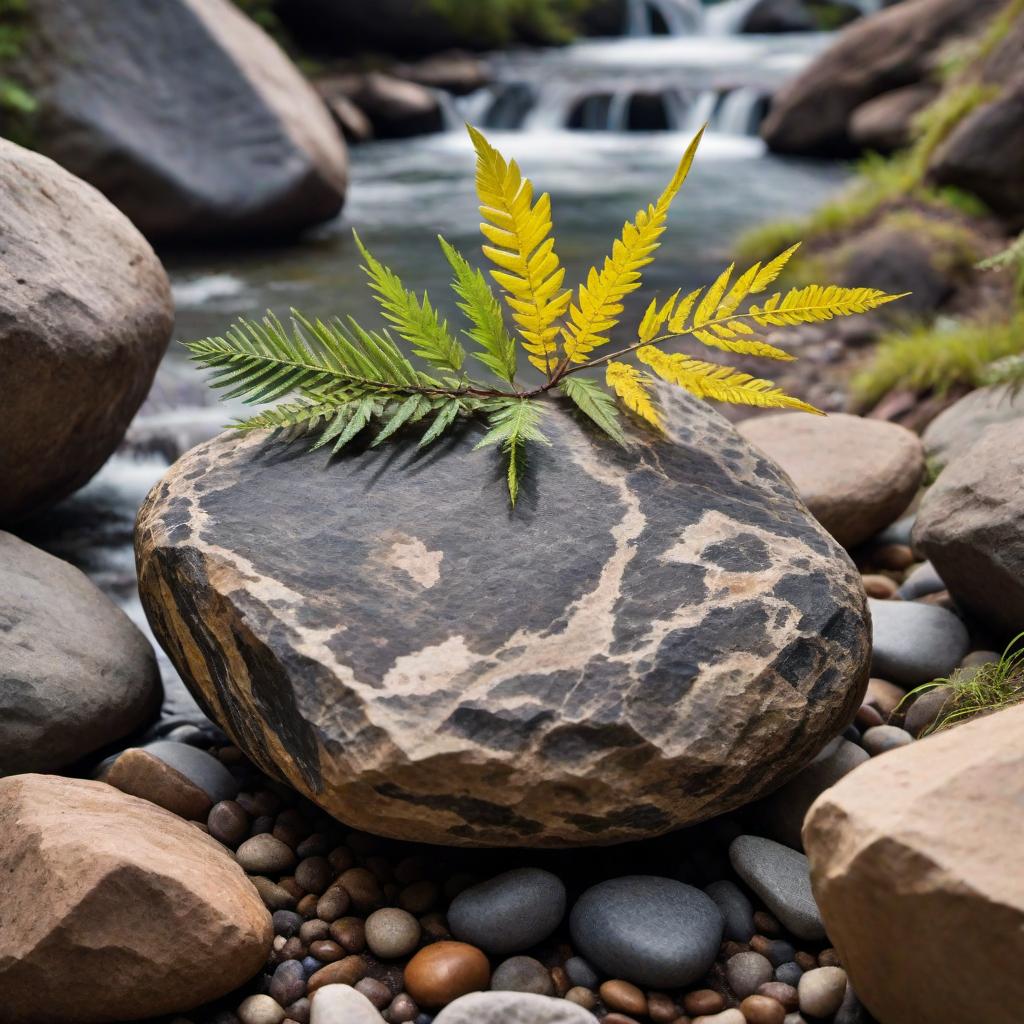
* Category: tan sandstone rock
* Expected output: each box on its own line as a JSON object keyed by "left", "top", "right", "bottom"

{"left": 0, "top": 774, "right": 271, "bottom": 1023}
{"left": 804, "top": 703, "right": 1024, "bottom": 1024}
{"left": 738, "top": 413, "right": 924, "bottom": 549}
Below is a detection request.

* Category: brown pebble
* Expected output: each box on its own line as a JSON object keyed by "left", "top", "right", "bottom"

{"left": 603, "top": 1015, "right": 641, "bottom": 1024}
{"left": 309, "top": 939, "right": 345, "bottom": 963}
{"left": 316, "top": 887, "right": 350, "bottom": 922}
{"left": 327, "top": 845, "right": 355, "bottom": 873}
{"left": 872, "top": 543, "right": 914, "bottom": 571}
{"left": 295, "top": 857, "right": 332, "bottom": 895}
{"left": 818, "top": 948, "right": 842, "bottom": 968}
{"left": 279, "top": 878, "right": 304, "bottom": 900}
{"left": 237, "top": 790, "right": 281, "bottom": 817}
{"left": 365, "top": 907, "right": 421, "bottom": 959}
{"left": 207, "top": 800, "right": 250, "bottom": 847}
{"left": 684, "top": 990, "right": 725, "bottom": 1016}
{"left": 740, "top": 994, "right": 785, "bottom": 1024}
{"left": 236, "top": 834, "right": 296, "bottom": 875}
{"left": 329, "top": 916, "right": 366, "bottom": 953}
{"left": 285, "top": 998, "right": 310, "bottom": 1024}
{"left": 860, "top": 574, "right": 897, "bottom": 599}
{"left": 403, "top": 941, "right": 490, "bottom": 1008}
{"left": 298, "top": 919, "right": 329, "bottom": 945}
{"left": 864, "top": 678, "right": 907, "bottom": 718}
{"left": 251, "top": 876, "right": 296, "bottom": 912}
{"left": 355, "top": 977, "right": 392, "bottom": 1009}
{"left": 296, "top": 894, "right": 319, "bottom": 919}
{"left": 387, "top": 994, "right": 419, "bottom": 1023}
{"left": 551, "top": 966, "right": 570, "bottom": 997}
{"left": 337, "top": 867, "right": 383, "bottom": 911}
{"left": 721, "top": 941, "right": 750, "bottom": 959}
{"left": 280, "top": 937, "right": 304, "bottom": 962}
{"left": 600, "top": 980, "right": 647, "bottom": 1016}
{"left": 752, "top": 912, "right": 781, "bottom": 936}
{"left": 758, "top": 982, "right": 798, "bottom": 1011}
{"left": 648, "top": 991, "right": 679, "bottom": 1022}
{"left": 400, "top": 880, "right": 439, "bottom": 914}
{"left": 855, "top": 703, "right": 885, "bottom": 730}
{"left": 794, "top": 952, "right": 817, "bottom": 972}
{"left": 419, "top": 911, "right": 450, "bottom": 940}
{"left": 565, "top": 986, "right": 597, "bottom": 1010}
{"left": 218, "top": 744, "right": 244, "bottom": 764}
{"left": 307, "top": 955, "right": 367, "bottom": 993}
{"left": 296, "top": 833, "right": 329, "bottom": 859}
{"left": 749, "top": 936, "right": 771, "bottom": 955}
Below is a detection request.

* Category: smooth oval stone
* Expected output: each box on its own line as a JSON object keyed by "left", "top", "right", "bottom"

{"left": 729, "top": 837, "right": 825, "bottom": 941}
{"left": 897, "top": 562, "right": 944, "bottom": 600}
{"left": 564, "top": 956, "right": 599, "bottom": 991}
{"left": 868, "top": 598, "right": 969, "bottom": 687}
{"left": 726, "top": 951, "right": 774, "bottom": 999}
{"left": 448, "top": 868, "right": 565, "bottom": 955}
{"left": 861, "top": 725, "right": 914, "bottom": 756}
{"left": 136, "top": 392, "right": 871, "bottom": 847}
{"left": 310, "top": 983, "right": 383, "bottom": 1024}
{"left": 404, "top": 941, "right": 490, "bottom": 1008}
{"left": 433, "top": 991, "right": 598, "bottom": 1023}
{"left": 704, "top": 880, "right": 755, "bottom": 942}
{"left": 798, "top": 967, "right": 848, "bottom": 1018}
{"left": 569, "top": 875, "right": 723, "bottom": 988}
{"left": 490, "top": 956, "right": 555, "bottom": 996}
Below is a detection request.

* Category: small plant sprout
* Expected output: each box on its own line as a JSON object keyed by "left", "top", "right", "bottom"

{"left": 899, "top": 631, "right": 1024, "bottom": 736}
{"left": 187, "top": 124, "right": 906, "bottom": 505}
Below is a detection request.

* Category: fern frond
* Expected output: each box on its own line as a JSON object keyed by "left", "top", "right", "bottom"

{"left": 638, "top": 346, "right": 822, "bottom": 414}
{"left": 562, "top": 127, "right": 705, "bottom": 363}
{"left": 474, "top": 398, "right": 549, "bottom": 504}
{"left": 605, "top": 361, "right": 661, "bottom": 430}
{"left": 749, "top": 284, "right": 907, "bottom": 326}
{"left": 354, "top": 232, "right": 464, "bottom": 373}
{"left": 468, "top": 124, "right": 571, "bottom": 376}
{"left": 439, "top": 236, "right": 517, "bottom": 384}
{"left": 750, "top": 243, "right": 801, "bottom": 293}
{"left": 418, "top": 398, "right": 464, "bottom": 449}
{"left": 559, "top": 376, "right": 626, "bottom": 445}
{"left": 691, "top": 326, "right": 794, "bottom": 361}
{"left": 231, "top": 392, "right": 356, "bottom": 433}
{"left": 666, "top": 288, "right": 703, "bottom": 334}
{"left": 638, "top": 289, "right": 681, "bottom": 344}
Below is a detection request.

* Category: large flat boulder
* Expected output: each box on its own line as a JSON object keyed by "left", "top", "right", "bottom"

{"left": 737, "top": 413, "right": 924, "bottom": 549}
{"left": 914, "top": 420, "right": 1024, "bottom": 640}
{"left": 0, "top": 139, "right": 172, "bottom": 522}
{"left": 25, "top": 0, "right": 348, "bottom": 241}
{"left": 0, "top": 774, "right": 272, "bottom": 1023}
{"left": 761, "top": 0, "right": 1003, "bottom": 156}
{"left": 804, "top": 703, "right": 1024, "bottom": 1024}
{"left": 136, "top": 395, "right": 871, "bottom": 847}
{"left": 0, "top": 533, "right": 162, "bottom": 775}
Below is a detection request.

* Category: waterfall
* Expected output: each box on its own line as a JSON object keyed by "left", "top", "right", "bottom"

{"left": 624, "top": 0, "right": 703, "bottom": 35}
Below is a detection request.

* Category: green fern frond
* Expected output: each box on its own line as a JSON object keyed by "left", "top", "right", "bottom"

{"left": 474, "top": 399, "right": 550, "bottom": 504}
{"left": 559, "top": 376, "right": 626, "bottom": 445}
{"left": 354, "top": 231, "right": 465, "bottom": 373}
{"left": 439, "top": 236, "right": 517, "bottom": 384}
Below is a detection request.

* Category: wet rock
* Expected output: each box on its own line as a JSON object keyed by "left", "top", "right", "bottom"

{"left": 0, "top": 774, "right": 271, "bottom": 1022}
{"left": 805, "top": 703, "right": 1024, "bottom": 1023}
{"left": 729, "top": 837, "right": 826, "bottom": 941}
{"left": 868, "top": 598, "right": 969, "bottom": 687}
{"left": 24, "top": 0, "right": 347, "bottom": 241}
{"left": 849, "top": 83, "right": 938, "bottom": 152}
{"left": 100, "top": 740, "right": 237, "bottom": 820}
{"left": 318, "top": 73, "right": 443, "bottom": 138}
{"left": 914, "top": 420, "right": 1024, "bottom": 640}
{"left": 136, "top": 393, "right": 871, "bottom": 846}
{"left": 570, "top": 876, "right": 723, "bottom": 988}
{"left": 0, "top": 140, "right": 172, "bottom": 521}
{"left": 762, "top": 0, "right": 1004, "bottom": 155}
{"left": 921, "top": 384, "right": 1024, "bottom": 470}
{"left": 434, "top": 990, "right": 598, "bottom": 1023}
{"left": 737, "top": 413, "right": 923, "bottom": 549}
{"left": 0, "top": 533, "right": 162, "bottom": 775}
{"left": 448, "top": 868, "right": 565, "bottom": 955}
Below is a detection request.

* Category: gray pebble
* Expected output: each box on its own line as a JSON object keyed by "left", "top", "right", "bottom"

{"left": 237, "top": 834, "right": 297, "bottom": 875}
{"left": 868, "top": 598, "right": 969, "bottom": 687}
{"left": 798, "top": 967, "right": 848, "bottom": 1018}
{"left": 270, "top": 959, "right": 306, "bottom": 1006}
{"left": 564, "top": 956, "right": 599, "bottom": 990}
{"left": 775, "top": 962, "right": 803, "bottom": 987}
{"left": 448, "top": 868, "right": 565, "bottom": 956}
{"left": 704, "top": 880, "right": 755, "bottom": 942}
{"left": 725, "top": 951, "right": 773, "bottom": 998}
{"left": 861, "top": 725, "right": 914, "bottom": 756}
{"left": 729, "top": 836, "right": 825, "bottom": 941}
{"left": 897, "top": 561, "right": 944, "bottom": 599}
{"left": 490, "top": 955, "right": 555, "bottom": 995}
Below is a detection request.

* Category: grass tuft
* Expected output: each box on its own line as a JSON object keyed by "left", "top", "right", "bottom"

{"left": 899, "top": 632, "right": 1024, "bottom": 736}
{"left": 851, "top": 313, "right": 1024, "bottom": 406}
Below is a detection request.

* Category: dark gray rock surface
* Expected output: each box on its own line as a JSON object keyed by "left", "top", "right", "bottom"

{"left": 569, "top": 875, "right": 724, "bottom": 988}
{"left": 704, "top": 880, "right": 756, "bottom": 942}
{"left": 448, "top": 869, "right": 566, "bottom": 956}
{"left": 136, "top": 393, "right": 871, "bottom": 846}
{"left": 868, "top": 598, "right": 969, "bottom": 686}
{"left": 0, "top": 533, "right": 162, "bottom": 775}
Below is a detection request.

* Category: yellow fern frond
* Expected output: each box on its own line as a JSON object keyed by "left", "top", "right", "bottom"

{"left": 750, "top": 284, "right": 907, "bottom": 327}
{"left": 692, "top": 325, "right": 794, "bottom": 361}
{"left": 468, "top": 124, "right": 571, "bottom": 375}
{"left": 751, "top": 243, "right": 801, "bottom": 294}
{"left": 562, "top": 127, "right": 706, "bottom": 364}
{"left": 638, "top": 289, "right": 681, "bottom": 344}
{"left": 606, "top": 361, "right": 662, "bottom": 429}
{"left": 666, "top": 287, "right": 702, "bottom": 334}
{"left": 638, "top": 346, "right": 822, "bottom": 414}
{"left": 692, "top": 263, "right": 735, "bottom": 328}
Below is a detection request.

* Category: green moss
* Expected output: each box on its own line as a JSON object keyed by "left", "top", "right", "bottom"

{"left": 0, "top": 0, "right": 35, "bottom": 143}
{"left": 851, "top": 312, "right": 1024, "bottom": 406}
{"left": 900, "top": 633, "right": 1024, "bottom": 736}
{"left": 428, "top": 0, "right": 594, "bottom": 46}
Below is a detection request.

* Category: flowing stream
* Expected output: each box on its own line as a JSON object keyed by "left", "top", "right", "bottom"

{"left": 21, "top": 6, "right": 852, "bottom": 727}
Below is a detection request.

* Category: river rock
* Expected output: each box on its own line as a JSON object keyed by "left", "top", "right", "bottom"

{"left": 737, "top": 413, "right": 923, "bottom": 549}
{"left": 761, "top": 0, "right": 1004, "bottom": 155}
{"left": 729, "top": 837, "right": 826, "bottom": 941}
{"left": 705, "top": 880, "right": 756, "bottom": 942}
{"left": 914, "top": 421, "right": 1024, "bottom": 639}
{"left": 0, "top": 774, "right": 271, "bottom": 1022}
{"left": 922, "top": 385, "right": 1024, "bottom": 470}
{"left": 741, "top": 0, "right": 859, "bottom": 33}
{"left": 434, "top": 991, "right": 598, "bottom": 1024}
{"left": 0, "top": 533, "right": 162, "bottom": 775}
{"left": 25, "top": 0, "right": 347, "bottom": 241}
{"left": 318, "top": 72, "right": 443, "bottom": 139}
{"left": 752, "top": 737, "right": 869, "bottom": 850}
{"left": 448, "top": 868, "right": 566, "bottom": 955}
{"left": 135, "top": 391, "right": 871, "bottom": 846}
{"left": 310, "top": 984, "right": 383, "bottom": 1024}
{"left": 804, "top": 702, "right": 1024, "bottom": 1024}
{"left": 99, "top": 740, "right": 238, "bottom": 819}
{"left": 0, "top": 140, "right": 172, "bottom": 522}
{"left": 569, "top": 875, "right": 723, "bottom": 987}
{"left": 849, "top": 83, "right": 938, "bottom": 152}
{"left": 868, "top": 598, "right": 969, "bottom": 687}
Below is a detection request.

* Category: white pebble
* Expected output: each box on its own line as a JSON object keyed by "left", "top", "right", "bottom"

{"left": 798, "top": 966, "right": 848, "bottom": 1017}
{"left": 237, "top": 994, "right": 286, "bottom": 1024}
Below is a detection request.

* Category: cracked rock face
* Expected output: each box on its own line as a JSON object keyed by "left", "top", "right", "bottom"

{"left": 135, "top": 394, "right": 870, "bottom": 846}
